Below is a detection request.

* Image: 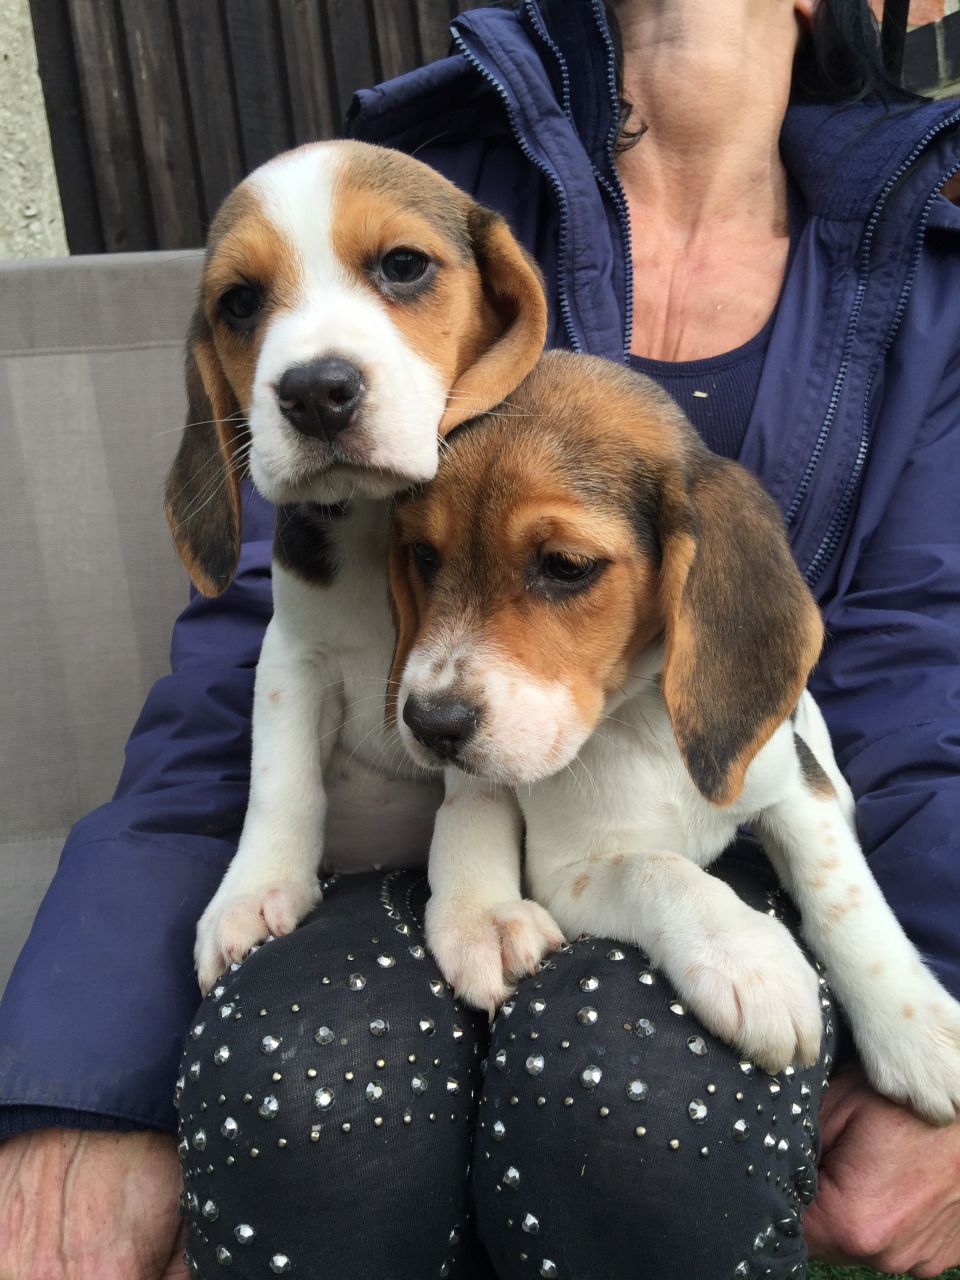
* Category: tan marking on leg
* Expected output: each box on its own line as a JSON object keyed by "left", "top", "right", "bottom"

{"left": 644, "top": 852, "right": 681, "bottom": 869}
{"left": 823, "top": 888, "right": 862, "bottom": 926}
{"left": 817, "top": 855, "right": 841, "bottom": 872}
{"left": 868, "top": 961, "right": 884, "bottom": 976}
{"left": 903, "top": 1003, "right": 915, "bottom": 1019}
{"left": 571, "top": 872, "right": 590, "bottom": 899}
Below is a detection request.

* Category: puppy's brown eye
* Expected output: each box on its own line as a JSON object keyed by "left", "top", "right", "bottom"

{"left": 535, "top": 553, "right": 606, "bottom": 598}
{"left": 542, "top": 553, "right": 598, "bottom": 583}
{"left": 380, "top": 249, "right": 430, "bottom": 285}
{"left": 220, "top": 284, "right": 263, "bottom": 330}
{"left": 412, "top": 540, "right": 441, "bottom": 584}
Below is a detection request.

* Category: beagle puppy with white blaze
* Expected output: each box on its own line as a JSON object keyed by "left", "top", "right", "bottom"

{"left": 390, "top": 350, "right": 960, "bottom": 1125}
{"left": 164, "top": 140, "right": 552, "bottom": 993}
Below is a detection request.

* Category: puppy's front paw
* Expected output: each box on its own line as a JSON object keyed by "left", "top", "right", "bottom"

{"left": 672, "top": 911, "right": 822, "bottom": 1073}
{"left": 856, "top": 972, "right": 960, "bottom": 1126}
{"left": 195, "top": 877, "right": 322, "bottom": 994}
{"left": 426, "top": 897, "right": 565, "bottom": 1017}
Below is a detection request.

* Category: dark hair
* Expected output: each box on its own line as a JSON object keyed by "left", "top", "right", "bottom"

{"left": 792, "top": 0, "right": 921, "bottom": 104}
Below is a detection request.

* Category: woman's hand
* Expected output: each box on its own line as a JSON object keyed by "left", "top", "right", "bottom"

{"left": 0, "top": 1128, "right": 186, "bottom": 1280}
{"left": 805, "top": 1064, "right": 960, "bottom": 1278}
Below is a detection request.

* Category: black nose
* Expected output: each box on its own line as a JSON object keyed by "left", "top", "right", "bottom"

{"left": 277, "top": 358, "right": 363, "bottom": 442}
{"left": 402, "top": 695, "right": 480, "bottom": 762}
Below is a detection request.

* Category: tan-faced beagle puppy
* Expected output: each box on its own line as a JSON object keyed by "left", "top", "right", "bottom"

{"left": 164, "top": 140, "right": 547, "bottom": 992}
{"left": 390, "top": 350, "right": 960, "bottom": 1125}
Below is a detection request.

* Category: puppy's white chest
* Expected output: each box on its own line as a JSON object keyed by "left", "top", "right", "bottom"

{"left": 324, "top": 745, "right": 441, "bottom": 871}
{"left": 271, "top": 507, "right": 443, "bottom": 872}
{"left": 522, "top": 693, "right": 740, "bottom": 872}
{"left": 325, "top": 644, "right": 443, "bottom": 871}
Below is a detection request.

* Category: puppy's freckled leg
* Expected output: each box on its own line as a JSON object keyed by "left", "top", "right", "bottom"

{"left": 529, "top": 848, "right": 821, "bottom": 1073}
{"left": 757, "top": 786, "right": 960, "bottom": 1125}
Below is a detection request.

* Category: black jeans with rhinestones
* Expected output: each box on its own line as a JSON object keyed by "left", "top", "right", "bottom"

{"left": 176, "top": 849, "right": 835, "bottom": 1280}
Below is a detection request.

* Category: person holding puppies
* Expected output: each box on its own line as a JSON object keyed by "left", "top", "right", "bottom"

{"left": 2, "top": 1, "right": 959, "bottom": 1278}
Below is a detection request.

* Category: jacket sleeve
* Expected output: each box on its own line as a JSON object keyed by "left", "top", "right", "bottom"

{"left": 0, "top": 483, "right": 274, "bottom": 1134}
{"left": 810, "top": 346, "right": 960, "bottom": 1002}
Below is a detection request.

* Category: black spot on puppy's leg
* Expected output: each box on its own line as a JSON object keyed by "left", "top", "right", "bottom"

{"left": 273, "top": 502, "right": 344, "bottom": 586}
{"left": 794, "top": 732, "right": 835, "bottom": 797}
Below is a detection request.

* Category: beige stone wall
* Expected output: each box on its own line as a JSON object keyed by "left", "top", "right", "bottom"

{"left": 0, "top": 0, "right": 67, "bottom": 259}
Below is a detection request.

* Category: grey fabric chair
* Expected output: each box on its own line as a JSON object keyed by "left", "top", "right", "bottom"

{"left": 0, "top": 250, "right": 203, "bottom": 993}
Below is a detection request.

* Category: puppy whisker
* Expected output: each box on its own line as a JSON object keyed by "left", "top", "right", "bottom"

{"left": 175, "top": 443, "right": 254, "bottom": 525}
{"left": 155, "top": 411, "right": 249, "bottom": 437}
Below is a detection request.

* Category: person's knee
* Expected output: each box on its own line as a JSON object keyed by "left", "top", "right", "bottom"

{"left": 177, "top": 876, "right": 486, "bottom": 1278}
{"left": 473, "top": 935, "right": 825, "bottom": 1279}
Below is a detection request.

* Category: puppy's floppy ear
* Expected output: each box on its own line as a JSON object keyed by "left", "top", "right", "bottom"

{"left": 658, "top": 450, "right": 824, "bottom": 806}
{"left": 385, "top": 524, "right": 422, "bottom": 726}
{"left": 439, "top": 206, "right": 547, "bottom": 433}
{"left": 164, "top": 309, "right": 246, "bottom": 596}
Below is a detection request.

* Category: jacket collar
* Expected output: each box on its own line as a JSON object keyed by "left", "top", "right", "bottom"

{"left": 781, "top": 96, "right": 960, "bottom": 223}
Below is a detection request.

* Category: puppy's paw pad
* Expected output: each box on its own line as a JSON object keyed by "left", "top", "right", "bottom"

{"left": 862, "top": 984, "right": 960, "bottom": 1125}
{"left": 677, "top": 914, "right": 822, "bottom": 1073}
{"left": 195, "top": 880, "right": 321, "bottom": 994}
{"left": 261, "top": 887, "right": 306, "bottom": 937}
{"left": 427, "top": 922, "right": 511, "bottom": 1017}
{"left": 426, "top": 898, "right": 564, "bottom": 1017}
{"left": 454, "top": 967, "right": 515, "bottom": 1019}
{"left": 492, "top": 900, "right": 566, "bottom": 979}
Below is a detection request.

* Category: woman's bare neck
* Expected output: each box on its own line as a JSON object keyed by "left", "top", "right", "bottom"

{"left": 610, "top": 0, "right": 801, "bottom": 360}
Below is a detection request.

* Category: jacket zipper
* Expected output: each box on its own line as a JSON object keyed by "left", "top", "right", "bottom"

{"left": 785, "top": 110, "right": 960, "bottom": 571}
{"left": 451, "top": 28, "right": 581, "bottom": 353}
{"left": 590, "top": 0, "right": 635, "bottom": 363}
{"left": 522, "top": 0, "right": 572, "bottom": 123}
{"left": 522, "top": 0, "right": 635, "bottom": 361}
{"left": 805, "top": 150, "right": 960, "bottom": 585}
